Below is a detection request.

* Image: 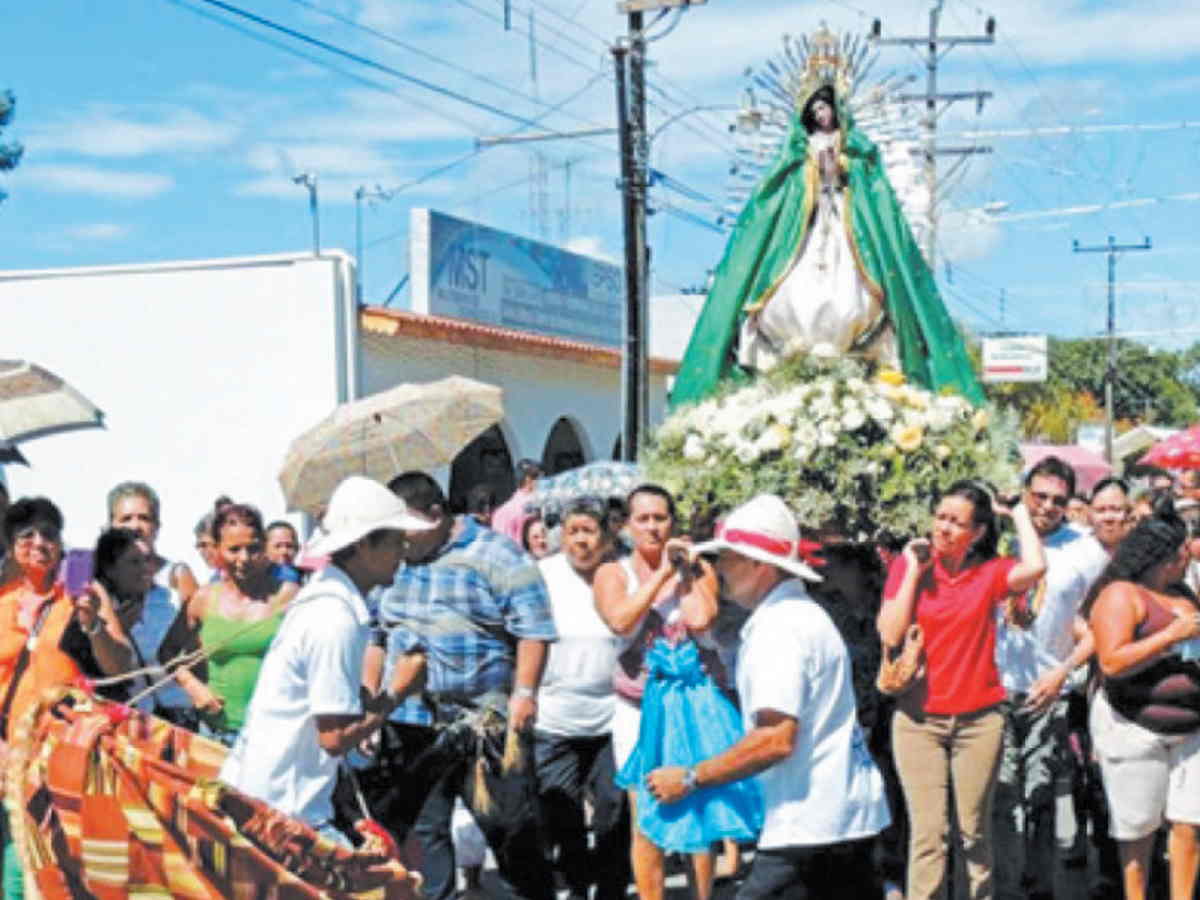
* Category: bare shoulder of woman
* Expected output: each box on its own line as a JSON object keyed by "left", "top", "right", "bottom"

{"left": 1091, "top": 580, "right": 1146, "bottom": 623}
{"left": 186, "top": 582, "right": 215, "bottom": 624}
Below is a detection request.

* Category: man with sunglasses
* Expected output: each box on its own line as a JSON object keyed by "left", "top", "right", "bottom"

{"left": 993, "top": 456, "right": 1109, "bottom": 900}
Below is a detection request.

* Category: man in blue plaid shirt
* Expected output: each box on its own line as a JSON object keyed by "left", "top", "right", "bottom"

{"left": 359, "top": 471, "right": 558, "bottom": 900}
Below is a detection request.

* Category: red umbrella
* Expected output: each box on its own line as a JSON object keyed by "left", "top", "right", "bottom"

{"left": 1139, "top": 424, "right": 1200, "bottom": 469}
{"left": 1020, "top": 444, "right": 1113, "bottom": 495}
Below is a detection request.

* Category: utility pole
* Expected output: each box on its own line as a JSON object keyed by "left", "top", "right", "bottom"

{"left": 872, "top": 2, "right": 994, "bottom": 268}
{"left": 1073, "top": 235, "right": 1152, "bottom": 464}
{"left": 613, "top": 37, "right": 643, "bottom": 462}
{"left": 612, "top": 0, "right": 702, "bottom": 461}
{"left": 293, "top": 172, "right": 319, "bottom": 255}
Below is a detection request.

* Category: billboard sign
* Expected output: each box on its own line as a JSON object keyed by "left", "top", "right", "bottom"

{"left": 982, "top": 335, "right": 1048, "bottom": 383}
{"left": 409, "top": 208, "right": 623, "bottom": 347}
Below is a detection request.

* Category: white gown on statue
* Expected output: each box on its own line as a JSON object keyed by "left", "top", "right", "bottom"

{"left": 738, "top": 130, "right": 896, "bottom": 372}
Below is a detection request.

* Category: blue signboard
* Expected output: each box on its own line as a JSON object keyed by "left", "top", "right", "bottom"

{"left": 410, "top": 208, "right": 623, "bottom": 347}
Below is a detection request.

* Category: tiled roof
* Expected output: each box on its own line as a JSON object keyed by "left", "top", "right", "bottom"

{"left": 360, "top": 306, "right": 679, "bottom": 374}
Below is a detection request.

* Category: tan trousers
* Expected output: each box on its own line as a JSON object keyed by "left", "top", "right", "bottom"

{"left": 893, "top": 704, "right": 1005, "bottom": 900}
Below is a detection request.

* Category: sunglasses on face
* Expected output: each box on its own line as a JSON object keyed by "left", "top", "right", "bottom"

{"left": 1029, "top": 491, "right": 1069, "bottom": 509}
{"left": 13, "top": 524, "right": 62, "bottom": 543}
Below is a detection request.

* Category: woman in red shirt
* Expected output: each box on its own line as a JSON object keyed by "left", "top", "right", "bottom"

{"left": 878, "top": 481, "right": 1045, "bottom": 900}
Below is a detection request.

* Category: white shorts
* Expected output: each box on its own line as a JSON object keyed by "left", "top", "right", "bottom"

{"left": 611, "top": 695, "right": 642, "bottom": 772}
{"left": 1090, "top": 690, "right": 1200, "bottom": 840}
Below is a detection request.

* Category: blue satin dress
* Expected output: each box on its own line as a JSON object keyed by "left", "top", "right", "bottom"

{"left": 615, "top": 638, "right": 763, "bottom": 852}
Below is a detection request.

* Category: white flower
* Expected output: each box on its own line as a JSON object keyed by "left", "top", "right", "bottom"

{"left": 810, "top": 342, "right": 839, "bottom": 359}
{"left": 818, "top": 424, "right": 839, "bottom": 447}
{"left": 793, "top": 440, "right": 815, "bottom": 463}
{"left": 926, "top": 408, "right": 954, "bottom": 432}
{"left": 793, "top": 420, "right": 819, "bottom": 447}
{"left": 846, "top": 376, "right": 867, "bottom": 395}
{"left": 683, "top": 433, "right": 705, "bottom": 461}
{"left": 809, "top": 394, "right": 836, "bottom": 419}
{"left": 735, "top": 441, "right": 760, "bottom": 464}
{"left": 841, "top": 406, "right": 867, "bottom": 431}
{"left": 865, "top": 397, "right": 894, "bottom": 424}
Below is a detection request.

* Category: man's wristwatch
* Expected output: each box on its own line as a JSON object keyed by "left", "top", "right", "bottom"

{"left": 681, "top": 767, "right": 699, "bottom": 795}
{"left": 513, "top": 685, "right": 536, "bottom": 700}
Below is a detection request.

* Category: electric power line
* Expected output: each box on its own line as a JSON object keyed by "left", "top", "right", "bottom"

{"left": 179, "top": 0, "right": 600, "bottom": 135}
{"left": 280, "top": 0, "right": 612, "bottom": 133}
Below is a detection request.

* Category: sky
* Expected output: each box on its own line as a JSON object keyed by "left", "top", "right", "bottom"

{"left": 3, "top": 0, "right": 1200, "bottom": 355}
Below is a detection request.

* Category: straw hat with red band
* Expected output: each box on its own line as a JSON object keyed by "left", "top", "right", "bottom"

{"left": 692, "top": 494, "right": 824, "bottom": 582}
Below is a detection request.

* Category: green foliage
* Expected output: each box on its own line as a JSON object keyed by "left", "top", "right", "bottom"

{"left": 644, "top": 353, "right": 1022, "bottom": 542}
{"left": 985, "top": 336, "right": 1200, "bottom": 440}
{"left": 0, "top": 90, "right": 24, "bottom": 205}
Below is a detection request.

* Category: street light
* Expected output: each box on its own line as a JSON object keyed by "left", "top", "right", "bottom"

{"left": 293, "top": 172, "right": 320, "bottom": 256}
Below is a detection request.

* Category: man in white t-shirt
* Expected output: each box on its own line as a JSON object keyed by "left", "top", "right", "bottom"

{"left": 993, "top": 457, "right": 1109, "bottom": 900}
{"left": 645, "top": 494, "right": 890, "bottom": 898}
{"left": 219, "top": 476, "right": 434, "bottom": 843}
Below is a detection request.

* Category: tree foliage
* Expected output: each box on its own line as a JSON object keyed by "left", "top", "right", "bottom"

{"left": 0, "top": 90, "right": 23, "bottom": 205}
{"left": 983, "top": 336, "right": 1200, "bottom": 441}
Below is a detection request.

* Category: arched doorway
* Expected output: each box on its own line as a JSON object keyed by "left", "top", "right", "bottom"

{"left": 449, "top": 424, "right": 515, "bottom": 512}
{"left": 541, "top": 417, "right": 586, "bottom": 476}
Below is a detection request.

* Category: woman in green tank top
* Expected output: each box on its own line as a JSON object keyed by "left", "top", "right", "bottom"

{"left": 175, "top": 502, "right": 298, "bottom": 744}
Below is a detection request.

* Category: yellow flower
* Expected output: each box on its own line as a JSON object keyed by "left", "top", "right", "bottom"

{"left": 892, "top": 423, "right": 924, "bottom": 453}
{"left": 767, "top": 423, "right": 793, "bottom": 449}
{"left": 877, "top": 369, "right": 906, "bottom": 387}
{"left": 972, "top": 408, "right": 990, "bottom": 432}
{"left": 935, "top": 443, "right": 951, "bottom": 460}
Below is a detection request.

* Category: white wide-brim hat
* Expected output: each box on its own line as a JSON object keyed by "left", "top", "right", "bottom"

{"left": 693, "top": 494, "right": 823, "bottom": 582}
{"left": 306, "top": 475, "right": 435, "bottom": 557}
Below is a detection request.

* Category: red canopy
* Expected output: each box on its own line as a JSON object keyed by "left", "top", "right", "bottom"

{"left": 1140, "top": 424, "right": 1200, "bottom": 469}
{"left": 1020, "top": 444, "right": 1112, "bottom": 495}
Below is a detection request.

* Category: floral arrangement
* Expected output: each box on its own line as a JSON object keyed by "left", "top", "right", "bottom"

{"left": 645, "top": 351, "right": 1022, "bottom": 542}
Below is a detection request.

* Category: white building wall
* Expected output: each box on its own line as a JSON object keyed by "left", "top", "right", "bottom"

{"left": 0, "top": 253, "right": 354, "bottom": 570}
{"left": 0, "top": 249, "right": 675, "bottom": 568}
{"left": 360, "top": 331, "right": 671, "bottom": 470}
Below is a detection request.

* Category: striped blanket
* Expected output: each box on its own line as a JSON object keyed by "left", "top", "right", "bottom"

{"left": 5, "top": 687, "right": 420, "bottom": 899}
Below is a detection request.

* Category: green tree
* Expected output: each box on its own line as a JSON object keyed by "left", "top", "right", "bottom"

{"left": 982, "top": 336, "right": 1200, "bottom": 440}
{"left": 0, "top": 90, "right": 23, "bottom": 204}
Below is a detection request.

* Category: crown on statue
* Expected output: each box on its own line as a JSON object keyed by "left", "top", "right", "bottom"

{"left": 787, "top": 24, "right": 869, "bottom": 111}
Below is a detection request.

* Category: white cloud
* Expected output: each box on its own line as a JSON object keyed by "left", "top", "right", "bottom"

{"left": 29, "top": 105, "right": 238, "bottom": 158}
{"left": 565, "top": 234, "right": 619, "bottom": 264}
{"left": 21, "top": 164, "right": 173, "bottom": 199}
{"left": 244, "top": 142, "right": 396, "bottom": 178}
{"left": 940, "top": 208, "right": 1003, "bottom": 264}
{"left": 62, "top": 223, "right": 131, "bottom": 242}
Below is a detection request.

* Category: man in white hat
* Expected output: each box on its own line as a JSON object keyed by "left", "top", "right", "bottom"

{"left": 219, "top": 475, "right": 435, "bottom": 843}
{"left": 646, "top": 493, "right": 890, "bottom": 898}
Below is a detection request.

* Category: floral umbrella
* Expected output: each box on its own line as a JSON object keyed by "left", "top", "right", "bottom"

{"left": 1139, "top": 424, "right": 1200, "bottom": 469}
{"left": 0, "top": 359, "right": 105, "bottom": 443}
{"left": 530, "top": 461, "right": 643, "bottom": 515}
{"left": 279, "top": 375, "right": 503, "bottom": 514}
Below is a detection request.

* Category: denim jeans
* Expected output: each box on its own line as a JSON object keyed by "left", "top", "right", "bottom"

{"left": 736, "top": 837, "right": 880, "bottom": 899}
{"left": 354, "top": 721, "right": 553, "bottom": 900}
{"left": 992, "top": 696, "right": 1071, "bottom": 899}
{"left": 533, "top": 731, "right": 630, "bottom": 900}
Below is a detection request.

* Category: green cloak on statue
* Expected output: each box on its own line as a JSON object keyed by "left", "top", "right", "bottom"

{"left": 670, "top": 87, "right": 985, "bottom": 410}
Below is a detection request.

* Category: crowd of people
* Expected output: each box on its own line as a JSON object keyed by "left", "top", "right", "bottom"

{"left": 0, "top": 454, "right": 1199, "bottom": 900}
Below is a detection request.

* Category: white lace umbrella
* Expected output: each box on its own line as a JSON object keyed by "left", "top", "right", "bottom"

{"left": 0, "top": 360, "right": 105, "bottom": 444}
{"left": 279, "top": 375, "right": 504, "bottom": 514}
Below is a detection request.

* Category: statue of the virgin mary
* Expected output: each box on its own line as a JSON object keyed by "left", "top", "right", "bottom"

{"left": 670, "top": 28, "right": 985, "bottom": 408}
